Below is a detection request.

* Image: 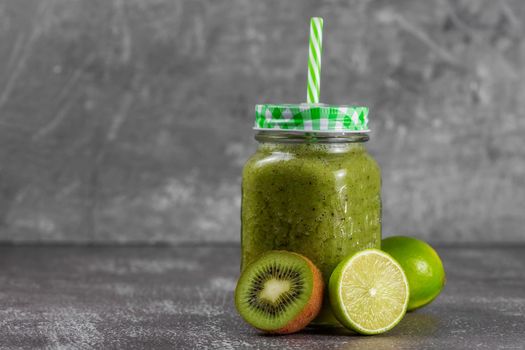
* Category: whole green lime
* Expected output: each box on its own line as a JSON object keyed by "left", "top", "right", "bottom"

{"left": 381, "top": 236, "right": 446, "bottom": 311}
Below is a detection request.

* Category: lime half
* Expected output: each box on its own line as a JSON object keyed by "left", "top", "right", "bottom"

{"left": 329, "top": 249, "right": 409, "bottom": 335}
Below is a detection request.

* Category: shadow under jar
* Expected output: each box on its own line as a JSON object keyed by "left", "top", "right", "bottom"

{"left": 241, "top": 104, "right": 382, "bottom": 326}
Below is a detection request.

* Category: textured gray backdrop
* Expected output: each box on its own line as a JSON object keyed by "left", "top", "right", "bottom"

{"left": 0, "top": 0, "right": 524, "bottom": 243}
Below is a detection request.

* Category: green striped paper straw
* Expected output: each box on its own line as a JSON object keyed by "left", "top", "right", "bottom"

{"left": 306, "top": 17, "right": 323, "bottom": 104}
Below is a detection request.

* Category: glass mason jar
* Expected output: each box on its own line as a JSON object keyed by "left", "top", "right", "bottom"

{"left": 241, "top": 104, "right": 381, "bottom": 326}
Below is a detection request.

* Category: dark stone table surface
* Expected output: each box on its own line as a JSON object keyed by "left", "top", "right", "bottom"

{"left": 0, "top": 244, "right": 524, "bottom": 349}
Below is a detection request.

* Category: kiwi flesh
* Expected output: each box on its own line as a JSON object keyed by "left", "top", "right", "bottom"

{"left": 235, "top": 250, "right": 324, "bottom": 334}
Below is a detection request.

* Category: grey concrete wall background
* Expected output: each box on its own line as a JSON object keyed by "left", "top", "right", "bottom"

{"left": 0, "top": 0, "right": 523, "bottom": 243}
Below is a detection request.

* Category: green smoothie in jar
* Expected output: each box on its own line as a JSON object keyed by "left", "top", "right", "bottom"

{"left": 241, "top": 104, "right": 381, "bottom": 326}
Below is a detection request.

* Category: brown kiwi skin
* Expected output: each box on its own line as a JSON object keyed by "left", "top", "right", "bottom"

{"left": 252, "top": 251, "right": 324, "bottom": 335}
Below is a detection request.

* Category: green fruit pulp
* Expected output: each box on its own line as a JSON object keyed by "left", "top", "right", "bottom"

{"left": 328, "top": 249, "right": 409, "bottom": 335}
{"left": 235, "top": 251, "right": 314, "bottom": 331}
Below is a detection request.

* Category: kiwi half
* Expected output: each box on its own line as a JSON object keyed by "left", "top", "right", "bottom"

{"left": 235, "top": 250, "right": 324, "bottom": 334}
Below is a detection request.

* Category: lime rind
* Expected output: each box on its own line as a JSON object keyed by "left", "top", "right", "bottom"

{"left": 329, "top": 249, "right": 409, "bottom": 335}
{"left": 381, "top": 236, "right": 446, "bottom": 311}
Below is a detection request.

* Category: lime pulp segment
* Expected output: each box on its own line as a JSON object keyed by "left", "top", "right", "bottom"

{"left": 330, "top": 249, "right": 409, "bottom": 334}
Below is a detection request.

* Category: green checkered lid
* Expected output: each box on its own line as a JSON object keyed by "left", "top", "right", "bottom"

{"left": 254, "top": 104, "right": 369, "bottom": 133}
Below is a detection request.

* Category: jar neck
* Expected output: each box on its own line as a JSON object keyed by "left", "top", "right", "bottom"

{"left": 255, "top": 131, "right": 369, "bottom": 144}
